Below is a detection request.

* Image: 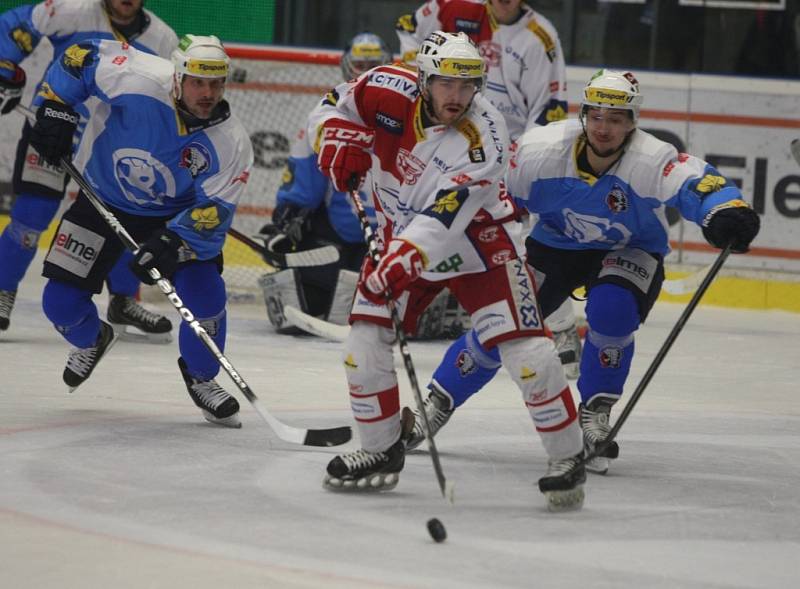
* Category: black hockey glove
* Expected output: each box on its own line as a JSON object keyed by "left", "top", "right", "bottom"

{"left": 130, "top": 229, "right": 183, "bottom": 285}
{"left": 256, "top": 203, "right": 314, "bottom": 268}
{"left": 29, "top": 99, "right": 79, "bottom": 165}
{"left": 0, "top": 63, "right": 26, "bottom": 115}
{"left": 702, "top": 201, "right": 760, "bottom": 254}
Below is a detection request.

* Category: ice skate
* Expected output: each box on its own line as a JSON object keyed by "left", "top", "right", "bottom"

{"left": 0, "top": 289, "right": 16, "bottom": 332}
{"left": 63, "top": 320, "right": 118, "bottom": 393}
{"left": 323, "top": 438, "right": 405, "bottom": 492}
{"left": 553, "top": 325, "right": 582, "bottom": 380}
{"left": 538, "top": 452, "right": 586, "bottom": 512}
{"left": 178, "top": 357, "right": 241, "bottom": 428}
{"left": 580, "top": 396, "right": 620, "bottom": 475}
{"left": 403, "top": 385, "right": 453, "bottom": 451}
{"left": 107, "top": 294, "right": 173, "bottom": 343}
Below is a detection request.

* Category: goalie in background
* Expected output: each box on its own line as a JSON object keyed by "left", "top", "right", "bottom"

{"left": 0, "top": 0, "right": 176, "bottom": 342}
{"left": 256, "top": 32, "right": 389, "bottom": 334}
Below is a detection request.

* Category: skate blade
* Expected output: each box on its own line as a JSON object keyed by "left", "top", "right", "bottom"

{"left": 111, "top": 323, "right": 172, "bottom": 344}
{"left": 323, "top": 472, "right": 400, "bottom": 493}
{"left": 586, "top": 455, "right": 609, "bottom": 475}
{"left": 545, "top": 485, "right": 585, "bottom": 512}
{"left": 201, "top": 410, "right": 242, "bottom": 428}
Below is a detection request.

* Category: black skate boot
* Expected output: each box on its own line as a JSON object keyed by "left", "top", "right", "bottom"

{"left": 403, "top": 384, "right": 454, "bottom": 451}
{"left": 538, "top": 452, "right": 586, "bottom": 512}
{"left": 553, "top": 325, "right": 582, "bottom": 380}
{"left": 580, "top": 395, "right": 620, "bottom": 475}
{"left": 0, "top": 289, "right": 16, "bottom": 332}
{"left": 324, "top": 438, "right": 405, "bottom": 492}
{"left": 178, "top": 357, "right": 241, "bottom": 428}
{"left": 63, "top": 320, "right": 118, "bottom": 392}
{"left": 107, "top": 294, "right": 173, "bottom": 343}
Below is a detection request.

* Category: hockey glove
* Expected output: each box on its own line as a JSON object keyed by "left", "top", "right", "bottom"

{"left": 0, "top": 62, "right": 26, "bottom": 115}
{"left": 130, "top": 229, "right": 183, "bottom": 285}
{"left": 318, "top": 118, "right": 374, "bottom": 192}
{"left": 29, "top": 100, "right": 78, "bottom": 165}
{"left": 702, "top": 200, "right": 760, "bottom": 253}
{"left": 359, "top": 239, "right": 424, "bottom": 304}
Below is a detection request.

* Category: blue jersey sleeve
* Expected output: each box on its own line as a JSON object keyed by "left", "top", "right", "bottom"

{"left": 276, "top": 153, "right": 327, "bottom": 210}
{"left": 0, "top": 5, "right": 42, "bottom": 73}
{"left": 34, "top": 40, "right": 104, "bottom": 106}
{"left": 665, "top": 163, "right": 745, "bottom": 227}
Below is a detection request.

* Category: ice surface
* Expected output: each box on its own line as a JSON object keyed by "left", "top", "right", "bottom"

{"left": 1, "top": 264, "right": 799, "bottom": 588}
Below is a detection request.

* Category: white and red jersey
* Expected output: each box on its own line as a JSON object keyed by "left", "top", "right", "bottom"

{"left": 308, "top": 64, "right": 523, "bottom": 282}
{"left": 396, "top": 0, "right": 567, "bottom": 140}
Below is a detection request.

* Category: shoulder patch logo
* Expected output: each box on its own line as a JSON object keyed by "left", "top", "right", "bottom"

{"left": 189, "top": 205, "right": 221, "bottom": 232}
{"left": 456, "top": 119, "right": 486, "bottom": 163}
{"left": 180, "top": 142, "right": 212, "bottom": 178}
{"left": 11, "top": 27, "right": 34, "bottom": 55}
{"left": 61, "top": 43, "right": 97, "bottom": 79}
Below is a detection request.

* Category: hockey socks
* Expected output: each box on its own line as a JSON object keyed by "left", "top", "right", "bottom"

{"left": 431, "top": 329, "right": 501, "bottom": 409}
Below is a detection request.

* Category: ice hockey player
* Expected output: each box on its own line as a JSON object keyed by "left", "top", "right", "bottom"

{"left": 396, "top": 0, "right": 583, "bottom": 374}
{"left": 405, "top": 69, "right": 760, "bottom": 475}
{"left": 314, "top": 31, "right": 585, "bottom": 510}
{"left": 0, "top": 0, "right": 176, "bottom": 341}
{"left": 29, "top": 34, "right": 253, "bottom": 427}
{"left": 256, "top": 32, "right": 390, "bottom": 331}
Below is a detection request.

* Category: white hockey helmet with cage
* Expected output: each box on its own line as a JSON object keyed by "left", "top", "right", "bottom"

{"left": 581, "top": 69, "right": 643, "bottom": 122}
{"left": 415, "top": 31, "right": 486, "bottom": 95}
{"left": 171, "top": 34, "right": 230, "bottom": 100}
{"left": 341, "top": 32, "right": 392, "bottom": 80}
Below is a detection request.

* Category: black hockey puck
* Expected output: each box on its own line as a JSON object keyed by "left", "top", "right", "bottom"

{"left": 426, "top": 518, "right": 447, "bottom": 543}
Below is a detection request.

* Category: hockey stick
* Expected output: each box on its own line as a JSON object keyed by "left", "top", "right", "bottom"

{"left": 661, "top": 263, "right": 715, "bottom": 296}
{"left": 227, "top": 226, "right": 340, "bottom": 268}
{"left": 284, "top": 304, "right": 349, "bottom": 341}
{"left": 19, "top": 104, "right": 351, "bottom": 446}
{"left": 349, "top": 186, "right": 455, "bottom": 503}
{"left": 587, "top": 244, "right": 732, "bottom": 463}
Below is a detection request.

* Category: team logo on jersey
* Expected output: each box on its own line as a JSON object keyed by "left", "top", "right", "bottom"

{"left": 61, "top": 44, "right": 97, "bottom": 79}
{"left": 695, "top": 173, "right": 727, "bottom": 194}
{"left": 563, "top": 209, "right": 632, "bottom": 247}
{"left": 478, "top": 41, "right": 501, "bottom": 68}
{"left": 375, "top": 111, "right": 404, "bottom": 135}
{"left": 605, "top": 184, "right": 628, "bottom": 213}
{"left": 425, "top": 188, "right": 469, "bottom": 229}
{"left": 396, "top": 148, "right": 426, "bottom": 185}
{"left": 451, "top": 173, "right": 472, "bottom": 185}
{"left": 186, "top": 205, "right": 227, "bottom": 233}
{"left": 180, "top": 143, "right": 212, "bottom": 178}
{"left": 11, "top": 27, "right": 34, "bottom": 55}
{"left": 395, "top": 13, "right": 417, "bottom": 33}
{"left": 113, "top": 149, "right": 176, "bottom": 207}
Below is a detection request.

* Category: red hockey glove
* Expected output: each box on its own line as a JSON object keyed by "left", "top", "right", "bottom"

{"left": 359, "top": 239, "right": 424, "bottom": 304}
{"left": 318, "top": 118, "right": 374, "bottom": 192}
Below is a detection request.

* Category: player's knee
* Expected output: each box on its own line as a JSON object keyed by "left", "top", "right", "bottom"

{"left": 173, "top": 262, "right": 225, "bottom": 316}
{"left": 498, "top": 335, "right": 564, "bottom": 393}
{"left": 11, "top": 192, "right": 61, "bottom": 231}
{"left": 344, "top": 321, "right": 396, "bottom": 388}
{"left": 42, "top": 280, "right": 92, "bottom": 326}
{"left": 586, "top": 283, "right": 640, "bottom": 336}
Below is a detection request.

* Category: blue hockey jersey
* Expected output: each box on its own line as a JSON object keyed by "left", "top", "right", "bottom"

{"left": 508, "top": 119, "right": 748, "bottom": 255}
{"left": 0, "top": 0, "right": 177, "bottom": 81}
{"left": 35, "top": 39, "right": 254, "bottom": 260}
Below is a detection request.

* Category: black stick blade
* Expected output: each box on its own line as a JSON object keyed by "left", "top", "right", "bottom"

{"left": 303, "top": 426, "right": 352, "bottom": 447}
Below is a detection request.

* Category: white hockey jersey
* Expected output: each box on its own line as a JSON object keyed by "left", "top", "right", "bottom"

{"left": 309, "top": 64, "right": 523, "bottom": 281}
{"left": 396, "top": 0, "right": 567, "bottom": 140}
{"left": 36, "top": 39, "right": 253, "bottom": 261}
{"left": 508, "top": 119, "right": 749, "bottom": 255}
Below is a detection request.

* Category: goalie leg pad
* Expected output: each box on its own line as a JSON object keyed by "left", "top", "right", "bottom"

{"left": 258, "top": 268, "right": 308, "bottom": 333}
{"left": 344, "top": 321, "right": 401, "bottom": 451}
{"left": 499, "top": 337, "right": 582, "bottom": 460}
{"left": 326, "top": 269, "right": 358, "bottom": 325}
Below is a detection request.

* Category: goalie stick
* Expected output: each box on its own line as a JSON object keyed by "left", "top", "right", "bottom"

{"left": 586, "top": 244, "right": 733, "bottom": 465}
{"left": 17, "top": 105, "right": 351, "bottom": 447}
{"left": 349, "top": 187, "right": 455, "bottom": 503}
{"left": 227, "top": 227, "right": 340, "bottom": 268}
